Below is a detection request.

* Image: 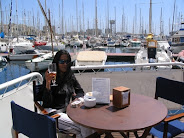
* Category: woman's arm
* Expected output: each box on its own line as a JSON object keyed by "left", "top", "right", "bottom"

{"left": 73, "top": 75, "right": 84, "bottom": 98}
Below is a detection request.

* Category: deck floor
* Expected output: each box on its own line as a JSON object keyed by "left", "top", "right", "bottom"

{"left": 60, "top": 117, "right": 184, "bottom": 138}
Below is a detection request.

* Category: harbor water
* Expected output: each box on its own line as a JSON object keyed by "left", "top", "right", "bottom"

{"left": 0, "top": 46, "right": 134, "bottom": 94}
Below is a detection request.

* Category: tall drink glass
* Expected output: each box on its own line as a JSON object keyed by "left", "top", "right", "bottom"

{"left": 48, "top": 63, "right": 57, "bottom": 86}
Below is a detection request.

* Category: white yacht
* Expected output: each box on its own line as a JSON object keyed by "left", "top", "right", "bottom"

{"left": 8, "top": 49, "right": 46, "bottom": 61}
{"left": 10, "top": 37, "right": 35, "bottom": 54}
{"left": 120, "top": 38, "right": 130, "bottom": 47}
{"left": 170, "top": 23, "right": 184, "bottom": 54}
{"left": 124, "top": 38, "right": 142, "bottom": 53}
{"left": 135, "top": 34, "right": 172, "bottom": 70}
{"left": 88, "top": 37, "right": 97, "bottom": 47}
{"left": 36, "top": 41, "right": 65, "bottom": 51}
{"left": 157, "top": 40, "right": 171, "bottom": 51}
{"left": 25, "top": 52, "right": 56, "bottom": 71}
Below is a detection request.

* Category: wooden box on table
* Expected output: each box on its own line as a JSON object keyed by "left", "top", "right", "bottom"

{"left": 113, "top": 86, "right": 130, "bottom": 108}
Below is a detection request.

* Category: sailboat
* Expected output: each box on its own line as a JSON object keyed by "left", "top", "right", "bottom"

{"left": 25, "top": 0, "right": 58, "bottom": 71}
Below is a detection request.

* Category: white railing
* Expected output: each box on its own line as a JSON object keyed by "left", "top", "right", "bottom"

{"left": 71, "top": 62, "right": 184, "bottom": 73}
{"left": 0, "top": 72, "right": 43, "bottom": 98}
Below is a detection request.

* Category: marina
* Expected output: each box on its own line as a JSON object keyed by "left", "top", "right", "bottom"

{"left": 1, "top": 0, "right": 184, "bottom": 137}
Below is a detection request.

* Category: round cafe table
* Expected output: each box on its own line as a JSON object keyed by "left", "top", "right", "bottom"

{"left": 67, "top": 93, "right": 168, "bottom": 138}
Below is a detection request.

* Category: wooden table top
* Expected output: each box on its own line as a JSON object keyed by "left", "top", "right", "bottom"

{"left": 67, "top": 93, "right": 167, "bottom": 132}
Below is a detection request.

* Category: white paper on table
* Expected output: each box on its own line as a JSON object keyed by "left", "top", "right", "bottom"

{"left": 92, "top": 78, "right": 110, "bottom": 104}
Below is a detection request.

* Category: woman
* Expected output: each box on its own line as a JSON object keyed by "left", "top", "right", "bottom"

{"left": 41, "top": 49, "right": 94, "bottom": 138}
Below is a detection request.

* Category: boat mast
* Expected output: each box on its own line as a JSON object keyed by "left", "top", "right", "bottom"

{"left": 0, "top": 0, "right": 3, "bottom": 32}
{"left": 171, "top": 0, "right": 176, "bottom": 35}
{"left": 45, "top": 0, "right": 47, "bottom": 28}
{"left": 160, "top": 8, "right": 163, "bottom": 38}
{"left": 76, "top": 0, "right": 78, "bottom": 36}
{"left": 8, "top": 0, "right": 13, "bottom": 37}
{"left": 135, "top": 4, "right": 137, "bottom": 34}
{"left": 59, "top": 4, "right": 60, "bottom": 34}
{"left": 82, "top": 2, "right": 85, "bottom": 36}
{"left": 114, "top": 7, "right": 116, "bottom": 35}
{"left": 139, "top": 8, "right": 142, "bottom": 35}
{"left": 149, "top": 0, "right": 152, "bottom": 34}
{"left": 95, "top": 0, "right": 98, "bottom": 37}
{"left": 48, "top": 9, "right": 54, "bottom": 56}
{"left": 107, "top": 0, "right": 109, "bottom": 36}
{"left": 62, "top": 0, "right": 64, "bottom": 35}
{"left": 16, "top": 0, "right": 19, "bottom": 42}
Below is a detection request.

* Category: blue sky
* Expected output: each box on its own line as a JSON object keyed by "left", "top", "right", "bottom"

{"left": 2, "top": 0, "right": 184, "bottom": 35}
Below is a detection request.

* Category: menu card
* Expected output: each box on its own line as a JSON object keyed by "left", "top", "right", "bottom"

{"left": 92, "top": 78, "right": 110, "bottom": 104}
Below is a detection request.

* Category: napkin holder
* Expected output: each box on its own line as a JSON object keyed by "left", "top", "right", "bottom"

{"left": 113, "top": 86, "right": 130, "bottom": 108}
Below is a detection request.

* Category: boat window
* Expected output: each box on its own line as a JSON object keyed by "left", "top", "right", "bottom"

{"left": 181, "top": 37, "right": 184, "bottom": 42}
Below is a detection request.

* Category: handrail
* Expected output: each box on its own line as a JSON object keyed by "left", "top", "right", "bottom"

{"left": 0, "top": 72, "right": 43, "bottom": 98}
{"left": 71, "top": 62, "right": 184, "bottom": 71}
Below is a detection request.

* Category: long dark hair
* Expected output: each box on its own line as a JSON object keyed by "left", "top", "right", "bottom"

{"left": 52, "top": 50, "right": 73, "bottom": 85}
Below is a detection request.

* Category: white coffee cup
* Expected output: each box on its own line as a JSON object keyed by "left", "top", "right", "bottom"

{"left": 84, "top": 95, "right": 96, "bottom": 108}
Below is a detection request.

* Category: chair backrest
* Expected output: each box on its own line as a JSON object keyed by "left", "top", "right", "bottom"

{"left": 33, "top": 81, "right": 43, "bottom": 102}
{"left": 148, "top": 47, "right": 156, "bottom": 59}
{"left": 11, "top": 101, "right": 57, "bottom": 138}
{"left": 33, "top": 81, "right": 44, "bottom": 112}
{"left": 155, "top": 77, "right": 184, "bottom": 105}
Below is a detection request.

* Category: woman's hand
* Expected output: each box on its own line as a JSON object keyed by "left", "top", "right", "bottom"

{"left": 45, "top": 70, "right": 53, "bottom": 90}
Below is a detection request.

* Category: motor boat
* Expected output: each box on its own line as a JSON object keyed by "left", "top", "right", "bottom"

{"left": 170, "top": 23, "right": 184, "bottom": 54}
{"left": 75, "top": 51, "right": 107, "bottom": 67}
{"left": 135, "top": 34, "right": 172, "bottom": 70}
{"left": 8, "top": 49, "right": 46, "bottom": 61}
{"left": 25, "top": 51, "right": 56, "bottom": 71}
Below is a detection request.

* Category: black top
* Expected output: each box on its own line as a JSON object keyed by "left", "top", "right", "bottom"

{"left": 41, "top": 72, "right": 84, "bottom": 110}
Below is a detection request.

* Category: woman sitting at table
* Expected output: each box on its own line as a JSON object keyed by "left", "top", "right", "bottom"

{"left": 41, "top": 49, "right": 94, "bottom": 138}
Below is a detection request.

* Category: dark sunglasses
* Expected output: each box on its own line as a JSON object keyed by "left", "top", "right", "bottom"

{"left": 58, "top": 59, "right": 70, "bottom": 64}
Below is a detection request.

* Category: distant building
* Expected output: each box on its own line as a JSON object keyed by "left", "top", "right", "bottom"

{"left": 86, "top": 29, "right": 102, "bottom": 36}
{"left": 2, "top": 23, "right": 42, "bottom": 36}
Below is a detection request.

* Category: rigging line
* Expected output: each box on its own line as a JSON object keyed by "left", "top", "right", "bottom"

{"left": 37, "top": 0, "right": 58, "bottom": 57}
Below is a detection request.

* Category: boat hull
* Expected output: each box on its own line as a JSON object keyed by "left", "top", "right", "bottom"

{"left": 25, "top": 60, "right": 52, "bottom": 71}
{"left": 170, "top": 44, "right": 184, "bottom": 54}
{"left": 35, "top": 44, "right": 65, "bottom": 51}
{"left": 8, "top": 54, "right": 40, "bottom": 61}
